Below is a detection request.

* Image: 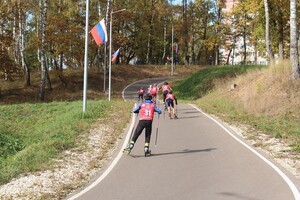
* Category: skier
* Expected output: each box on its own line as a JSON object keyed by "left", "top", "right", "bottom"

{"left": 161, "top": 81, "right": 172, "bottom": 109}
{"left": 165, "top": 90, "right": 178, "bottom": 119}
{"left": 137, "top": 87, "right": 145, "bottom": 102}
{"left": 149, "top": 83, "right": 159, "bottom": 103}
{"left": 147, "top": 85, "right": 152, "bottom": 93}
{"left": 123, "top": 93, "right": 162, "bottom": 156}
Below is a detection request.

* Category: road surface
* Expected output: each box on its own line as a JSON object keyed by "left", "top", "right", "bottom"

{"left": 68, "top": 78, "right": 300, "bottom": 200}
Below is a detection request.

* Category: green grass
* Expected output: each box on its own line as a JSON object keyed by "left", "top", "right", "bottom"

{"left": 173, "top": 64, "right": 300, "bottom": 153}
{"left": 0, "top": 100, "right": 132, "bottom": 184}
{"left": 173, "top": 65, "right": 267, "bottom": 100}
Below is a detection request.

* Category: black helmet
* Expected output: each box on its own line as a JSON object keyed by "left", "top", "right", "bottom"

{"left": 144, "top": 93, "right": 152, "bottom": 100}
{"left": 168, "top": 90, "right": 173, "bottom": 94}
{"left": 164, "top": 81, "right": 168, "bottom": 85}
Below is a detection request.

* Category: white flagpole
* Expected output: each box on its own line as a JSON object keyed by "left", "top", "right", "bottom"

{"left": 83, "top": 0, "right": 90, "bottom": 112}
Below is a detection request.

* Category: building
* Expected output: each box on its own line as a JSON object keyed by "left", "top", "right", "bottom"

{"left": 220, "top": 0, "right": 267, "bottom": 65}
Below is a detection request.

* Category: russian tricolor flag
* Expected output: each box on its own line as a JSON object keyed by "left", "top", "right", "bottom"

{"left": 90, "top": 19, "right": 108, "bottom": 46}
{"left": 112, "top": 48, "right": 120, "bottom": 63}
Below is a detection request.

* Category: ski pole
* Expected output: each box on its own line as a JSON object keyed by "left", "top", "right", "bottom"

{"left": 129, "top": 113, "right": 138, "bottom": 142}
{"left": 155, "top": 114, "right": 160, "bottom": 147}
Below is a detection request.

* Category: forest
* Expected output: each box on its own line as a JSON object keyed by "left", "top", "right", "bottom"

{"left": 0, "top": 0, "right": 299, "bottom": 101}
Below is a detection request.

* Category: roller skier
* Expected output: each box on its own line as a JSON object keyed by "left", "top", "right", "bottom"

{"left": 123, "top": 93, "right": 162, "bottom": 156}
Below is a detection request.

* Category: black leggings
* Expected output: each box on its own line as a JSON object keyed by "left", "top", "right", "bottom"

{"left": 132, "top": 120, "right": 153, "bottom": 144}
{"left": 163, "top": 90, "right": 168, "bottom": 102}
{"left": 166, "top": 99, "right": 174, "bottom": 108}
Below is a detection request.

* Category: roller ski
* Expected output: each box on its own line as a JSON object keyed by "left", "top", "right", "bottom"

{"left": 144, "top": 148, "right": 151, "bottom": 157}
{"left": 164, "top": 102, "right": 168, "bottom": 111}
{"left": 144, "top": 144, "right": 151, "bottom": 157}
{"left": 123, "top": 142, "right": 134, "bottom": 155}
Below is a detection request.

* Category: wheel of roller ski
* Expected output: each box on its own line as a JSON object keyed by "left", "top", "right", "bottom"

{"left": 123, "top": 148, "right": 131, "bottom": 154}
{"left": 145, "top": 150, "right": 151, "bottom": 157}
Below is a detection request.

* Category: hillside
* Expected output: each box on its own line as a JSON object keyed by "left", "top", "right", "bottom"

{"left": 191, "top": 62, "right": 300, "bottom": 178}
{"left": 0, "top": 65, "right": 204, "bottom": 104}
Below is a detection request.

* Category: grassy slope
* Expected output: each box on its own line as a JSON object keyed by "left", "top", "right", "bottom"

{"left": 174, "top": 62, "right": 300, "bottom": 152}
{"left": 0, "top": 100, "right": 133, "bottom": 184}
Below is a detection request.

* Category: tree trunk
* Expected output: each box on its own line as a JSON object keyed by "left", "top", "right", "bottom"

{"left": 278, "top": 12, "right": 284, "bottom": 60}
{"left": 18, "top": 1, "right": 31, "bottom": 86}
{"left": 146, "top": 0, "right": 155, "bottom": 64}
{"left": 183, "top": 0, "right": 188, "bottom": 57}
{"left": 243, "top": 27, "right": 247, "bottom": 65}
{"left": 13, "top": 6, "right": 19, "bottom": 64}
{"left": 39, "top": 0, "right": 48, "bottom": 101}
{"left": 264, "top": 0, "right": 274, "bottom": 63}
{"left": 226, "top": 48, "right": 232, "bottom": 65}
{"left": 290, "top": 0, "right": 300, "bottom": 79}
{"left": 162, "top": 16, "right": 167, "bottom": 62}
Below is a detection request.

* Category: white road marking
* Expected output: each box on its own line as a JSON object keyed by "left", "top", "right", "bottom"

{"left": 67, "top": 113, "right": 136, "bottom": 200}
{"left": 189, "top": 103, "right": 300, "bottom": 200}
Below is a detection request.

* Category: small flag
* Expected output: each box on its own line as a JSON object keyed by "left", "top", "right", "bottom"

{"left": 90, "top": 19, "right": 107, "bottom": 46}
{"left": 111, "top": 48, "right": 120, "bottom": 63}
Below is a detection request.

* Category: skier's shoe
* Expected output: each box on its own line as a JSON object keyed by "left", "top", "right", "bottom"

{"left": 144, "top": 144, "right": 151, "bottom": 157}
{"left": 144, "top": 148, "right": 151, "bottom": 157}
{"left": 123, "top": 142, "right": 134, "bottom": 154}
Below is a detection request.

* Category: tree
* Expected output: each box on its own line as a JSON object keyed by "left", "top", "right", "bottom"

{"left": 290, "top": 0, "right": 300, "bottom": 79}
{"left": 17, "top": 0, "right": 31, "bottom": 86}
{"left": 263, "top": 0, "right": 274, "bottom": 63}
{"left": 38, "top": 0, "right": 48, "bottom": 101}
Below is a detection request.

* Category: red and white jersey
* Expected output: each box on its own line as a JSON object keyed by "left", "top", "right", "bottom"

{"left": 139, "top": 102, "right": 155, "bottom": 120}
{"left": 162, "top": 85, "right": 171, "bottom": 92}
{"left": 148, "top": 86, "right": 152, "bottom": 93}
{"left": 150, "top": 86, "right": 158, "bottom": 96}
{"left": 166, "top": 93, "right": 175, "bottom": 101}
{"left": 137, "top": 89, "right": 145, "bottom": 94}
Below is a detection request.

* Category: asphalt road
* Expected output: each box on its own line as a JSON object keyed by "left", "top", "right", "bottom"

{"left": 68, "top": 78, "right": 300, "bottom": 200}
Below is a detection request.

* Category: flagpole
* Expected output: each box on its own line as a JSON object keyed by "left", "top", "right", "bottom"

{"left": 108, "top": 8, "right": 126, "bottom": 101}
{"left": 171, "top": 24, "right": 174, "bottom": 76}
{"left": 83, "top": 0, "right": 90, "bottom": 112}
{"left": 170, "top": 0, "right": 174, "bottom": 76}
{"left": 108, "top": 10, "right": 112, "bottom": 101}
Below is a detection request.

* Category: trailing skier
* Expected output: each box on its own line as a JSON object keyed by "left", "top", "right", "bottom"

{"left": 137, "top": 87, "right": 145, "bottom": 102}
{"left": 165, "top": 90, "right": 178, "bottom": 119}
{"left": 161, "top": 81, "right": 172, "bottom": 110}
{"left": 123, "top": 93, "right": 162, "bottom": 156}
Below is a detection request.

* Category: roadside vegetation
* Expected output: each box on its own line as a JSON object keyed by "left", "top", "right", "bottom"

{"left": 0, "top": 100, "right": 133, "bottom": 185}
{"left": 174, "top": 62, "right": 300, "bottom": 152}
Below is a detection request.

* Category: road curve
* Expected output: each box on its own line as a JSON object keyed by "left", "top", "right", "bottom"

{"left": 67, "top": 78, "right": 300, "bottom": 200}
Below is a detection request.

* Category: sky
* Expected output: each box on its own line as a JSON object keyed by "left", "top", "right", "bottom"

{"left": 173, "top": 0, "right": 182, "bottom": 5}
{"left": 172, "top": 0, "right": 194, "bottom": 5}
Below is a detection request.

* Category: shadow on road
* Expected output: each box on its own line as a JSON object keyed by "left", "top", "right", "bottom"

{"left": 217, "top": 192, "right": 260, "bottom": 200}
{"left": 172, "top": 115, "right": 200, "bottom": 119}
{"left": 181, "top": 111, "right": 201, "bottom": 114}
{"left": 130, "top": 148, "right": 217, "bottom": 158}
